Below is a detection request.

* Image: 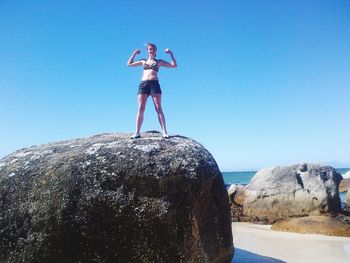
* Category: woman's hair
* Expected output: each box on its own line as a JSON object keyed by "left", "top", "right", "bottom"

{"left": 146, "top": 43, "right": 157, "bottom": 50}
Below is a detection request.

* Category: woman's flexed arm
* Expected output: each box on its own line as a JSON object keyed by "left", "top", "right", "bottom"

{"left": 159, "top": 48, "right": 177, "bottom": 68}
{"left": 127, "top": 49, "right": 144, "bottom": 67}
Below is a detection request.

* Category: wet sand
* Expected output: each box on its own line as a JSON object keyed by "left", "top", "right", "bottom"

{"left": 232, "top": 222, "right": 350, "bottom": 263}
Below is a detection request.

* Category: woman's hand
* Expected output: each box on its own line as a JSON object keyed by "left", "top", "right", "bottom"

{"left": 160, "top": 48, "right": 177, "bottom": 68}
{"left": 127, "top": 49, "right": 142, "bottom": 66}
{"left": 165, "top": 48, "right": 173, "bottom": 55}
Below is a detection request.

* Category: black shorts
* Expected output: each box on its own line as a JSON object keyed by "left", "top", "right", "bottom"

{"left": 138, "top": 80, "right": 162, "bottom": 95}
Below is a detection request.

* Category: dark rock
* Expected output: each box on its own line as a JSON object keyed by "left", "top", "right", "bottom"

{"left": 0, "top": 133, "right": 233, "bottom": 263}
{"left": 299, "top": 163, "right": 307, "bottom": 172}
{"left": 243, "top": 164, "right": 342, "bottom": 223}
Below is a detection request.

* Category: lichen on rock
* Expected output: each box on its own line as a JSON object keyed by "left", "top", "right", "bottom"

{"left": 0, "top": 132, "right": 233, "bottom": 263}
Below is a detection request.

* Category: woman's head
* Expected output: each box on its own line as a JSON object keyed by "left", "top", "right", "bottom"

{"left": 146, "top": 43, "right": 157, "bottom": 57}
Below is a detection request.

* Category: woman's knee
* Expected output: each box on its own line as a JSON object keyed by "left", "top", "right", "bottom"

{"left": 154, "top": 104, "right": 163, "bottom": 113}
{"left": 138, "top": 105, "right": 146, "bottom": 113}
{"left": 137, "top": 94, "right": 148, "bottom": 113}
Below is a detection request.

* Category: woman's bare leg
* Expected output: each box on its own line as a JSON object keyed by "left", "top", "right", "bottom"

{"left": 132, "top": 94, "right": 148, "bottom": 138}
{"left": 151, "top": 94, "right": 168, "bottom": 137}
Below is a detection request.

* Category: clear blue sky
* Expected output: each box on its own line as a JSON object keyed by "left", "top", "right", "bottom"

{"left": 1, "top": 0, "right": 349, "bottom": 171}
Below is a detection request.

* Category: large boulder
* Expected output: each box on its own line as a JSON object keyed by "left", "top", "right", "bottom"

{"left": 0, "top": 132, "right": 233, "bottom": 263}
{"left": 243, "top": 163, "right": 342, "bottom": 223}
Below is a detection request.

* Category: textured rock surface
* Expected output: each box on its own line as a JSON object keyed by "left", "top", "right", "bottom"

{"left": 272, "top": 216, "right": 350, "bottom": 237}
{"left": 243, "top": 164, "right": 342, "bottom": 223}
{"left": 339, "top": 179, "right": 350, "bottom": 192}
{"left": 227, "top": 185, "right": 246, "bottom": 222}
{"left": 0, "top": 132, "right": 233, "bottom": 263}
{"left": 347, "top": 191, "right": 350, "bottom": 206}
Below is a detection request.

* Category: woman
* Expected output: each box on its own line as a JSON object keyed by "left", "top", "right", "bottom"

{"left": 127, "top": 43, "right": 177, "bottom": 139}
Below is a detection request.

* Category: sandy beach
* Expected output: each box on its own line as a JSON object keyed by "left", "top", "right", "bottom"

{"left": 231, "top": 222, "right": 350, "bottom": 263}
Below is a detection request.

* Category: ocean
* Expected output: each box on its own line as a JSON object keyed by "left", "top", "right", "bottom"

{"left": 222, "top": 168, "right": 350, "bottom": 203}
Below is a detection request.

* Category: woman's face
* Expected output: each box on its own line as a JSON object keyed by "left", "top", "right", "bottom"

{"left": 147, "top": 45, "right": 157, "bottom": 57}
